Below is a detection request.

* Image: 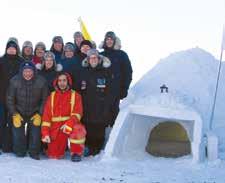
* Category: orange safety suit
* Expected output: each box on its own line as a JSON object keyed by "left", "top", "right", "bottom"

{"left": 41, "top": 89, "right": 86, "bottom": 159}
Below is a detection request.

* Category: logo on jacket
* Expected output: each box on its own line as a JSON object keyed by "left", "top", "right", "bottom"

{"left": 97, "top": 78, "right": 106, "bottom": 88}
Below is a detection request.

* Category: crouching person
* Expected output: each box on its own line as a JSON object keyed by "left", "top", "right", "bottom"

{"left": 41, "top": 72, "right": 86, "bottom": 162}
{"left": 6, "top": 62, "right": 48, "bottom": 160}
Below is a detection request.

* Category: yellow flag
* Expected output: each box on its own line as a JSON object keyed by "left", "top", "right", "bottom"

{"left": 78, "top": 17, "right": 92, "bottom": 41}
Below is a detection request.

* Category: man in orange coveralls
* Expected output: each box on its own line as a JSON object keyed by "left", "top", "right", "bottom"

{"left": 41, "top": 72, "right": 86, "bottom": 162}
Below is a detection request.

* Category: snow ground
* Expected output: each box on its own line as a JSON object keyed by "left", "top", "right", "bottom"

{"left": 0, "top": 152, "right": 224, "bottom": 183}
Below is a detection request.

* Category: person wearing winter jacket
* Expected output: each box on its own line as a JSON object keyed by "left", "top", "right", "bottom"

{"left": 60, "top": 42, "right": 82, "bottom": 90}
{"left": 77, "top": 49, "right": 115, "bottom": 155}
{"left": 21, "top": 41, "right": 33, "bottom": 61}
{"left": 61, "top": 42, "right": 77, "bottom": 73}
{"left": 100, "top": 31, "right": 133, "bottom": 127}
{"left": 73, "top": 31, "right": 84, "bottom": 55}
{"left": 72, "top": 40, "right": 93, "bottom": 90}
{"left": 50, "top": 36, "right": 64, "bottom": 63}
{"left": 0, "top": 39, "right": 24, "bottom": 152}
{"left": 74, "top": 40, "right": 93, "bottom": 69}
{"left": 32, "top": 42, "right": 46, "bottom": 66}
{"left": 37, "top": 51, "right": 63, "bottom": 92}
{"left": 6, "top": 62, "right": 48, "bottom": 159}
{"left": 41, "top": 72, "right": 86, "bottom": 162}
{"left": 7, "top": 37, "right": 21, "bottom": 55}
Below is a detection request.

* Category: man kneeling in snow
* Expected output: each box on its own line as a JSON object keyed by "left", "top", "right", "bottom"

{"left": 41, "top": 72, "right": 86, "bottom": 162}
{"left": 7, "top": 62, "right": 48, "bottom": 160}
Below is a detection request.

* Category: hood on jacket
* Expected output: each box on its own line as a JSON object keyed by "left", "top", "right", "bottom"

{"left": 5, "top": 38, "right": 20, "bottom": 55}
{"left": 53, "top": 71, "right": 73, "bottom": 91}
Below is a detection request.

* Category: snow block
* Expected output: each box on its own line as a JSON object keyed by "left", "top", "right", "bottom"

{"left": 206, "top": 132, "right": 218, "bottom": 161}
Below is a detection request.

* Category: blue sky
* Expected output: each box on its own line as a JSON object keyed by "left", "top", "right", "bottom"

{"left": 0, "top": 0, "right": 225, "bottom": 84}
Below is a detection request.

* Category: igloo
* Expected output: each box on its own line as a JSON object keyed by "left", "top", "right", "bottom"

{"left": 104, "top": 48, "right": 221, "bottom": 162}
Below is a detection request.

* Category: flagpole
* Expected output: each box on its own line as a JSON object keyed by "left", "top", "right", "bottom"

{"left": 209, "top": 27, "right": 224, "bottom": 130}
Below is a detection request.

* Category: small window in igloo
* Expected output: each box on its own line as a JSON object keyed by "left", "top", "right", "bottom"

{"left": 146, "top": 121, "right": 191, "bottom": 158}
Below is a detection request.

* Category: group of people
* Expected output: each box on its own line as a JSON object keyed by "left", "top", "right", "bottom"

{"left": 0, "top": 31, "right": 133, "bottom": 162}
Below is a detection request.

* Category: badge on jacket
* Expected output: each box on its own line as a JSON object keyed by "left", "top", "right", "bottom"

{"left": 97, "top": 78, "right": 106, "bottom": 88}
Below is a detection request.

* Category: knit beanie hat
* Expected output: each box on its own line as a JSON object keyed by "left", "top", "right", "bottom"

{"left": 22, "top": 61, "right": 36, "bottom": 71}
{"left": 6, "top": 41, "right": 18, "bottom": 50}
{"left": 80, "top": 40, "right": 93, "bottom": 49}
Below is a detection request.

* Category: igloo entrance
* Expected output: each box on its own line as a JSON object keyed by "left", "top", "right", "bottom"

{"left": 146, "top": 121, "right": 191, "bottom": 157}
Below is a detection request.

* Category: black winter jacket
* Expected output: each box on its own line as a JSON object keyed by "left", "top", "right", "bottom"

{"left": 0, "top": 54, "right": 24, "bottom": 104}
{"left": 101, "top": 49, "right": 133, "bottom": 99}
{"left": 6, "top": 74, "right": 48, "bottom": 118}
{"left": 38, "top": 68, "right": 58, "bottom": 92}
{"left": 77, "top": 56, "right": 116, "bottom": 126}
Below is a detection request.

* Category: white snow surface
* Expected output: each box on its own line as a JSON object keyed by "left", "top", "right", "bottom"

{"left": 0, "top": 152, "right": 225, "bottom": 183}
{"left": 1, "top": 47, "right": 225, "bottom": 183}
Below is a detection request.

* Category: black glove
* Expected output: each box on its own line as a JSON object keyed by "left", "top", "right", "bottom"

{"left": 120, "top": 89, "right": 128, "bottom": 99}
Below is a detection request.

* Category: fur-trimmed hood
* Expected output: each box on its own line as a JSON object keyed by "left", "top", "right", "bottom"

{"left": 82, "top": 55, "right": 111, "bottom": 68}
{"left": 99, "top": 36, "right": 121, "bottom": 50}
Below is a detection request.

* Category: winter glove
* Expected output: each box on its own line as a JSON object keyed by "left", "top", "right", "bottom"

{"left": 60, "top": 124, "right": 72, "bottom": 135}
{"left": 120, "top": 89, "right": 128, "bottom": 99}
{"left": 42, "top": 135, "right": 51, "bottom": 143}
{"left": 12, "top": 113, "right": 23, "bottom": 128}
{"left": 31, "top": 113, "right": 42, "bottom": 126}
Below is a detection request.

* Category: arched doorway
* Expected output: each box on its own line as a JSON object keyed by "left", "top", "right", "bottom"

{"left": 146, "top": 121, "right": 191, "bottom": 157}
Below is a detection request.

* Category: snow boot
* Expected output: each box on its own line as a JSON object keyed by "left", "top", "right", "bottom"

{"left": 71, "top": 154, "right": 81, "bottom": 162}
{"left": 83, "top": 146, "right": 89, "bottom": 157}
{"left": 16, "top": 152, "right": 26, "bottom": 157}
{"left": 29, "top": 153, "right": 40, "bottom": 160}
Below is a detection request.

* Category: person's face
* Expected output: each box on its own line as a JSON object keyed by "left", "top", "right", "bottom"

{"left": 57, "top": 75, "right": 68, "bottom": 91}
{"left": 6, "top": 47, "right": 17, "bottom": 55}
{"left": 35, "top": 47, "right": 45, "bottom": 58}
{"left": 24, "top": 47, "right": 33, "bottom": 56}
{"left": 65, "top": 50, "right": 74, "bottom": 58}
{"left": 23, "top": 68, "right": 34, "bottom": 80}
{"left": 105, "top": 37, "right": 114, "bottom": 48}
{"left": 89, "top": 55, "right": 99, "bottom": 68}
{"left": 45, "top": 58, "right": 54, "bottom": 70}
{"left": 53, "top": 42, "right": 63, "bottom": 51}
{"left": 74, "top": 36, "right": 83, "bottom": 47}
{"left": 80, "top": 45, "right": 91, "bottom": 55}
